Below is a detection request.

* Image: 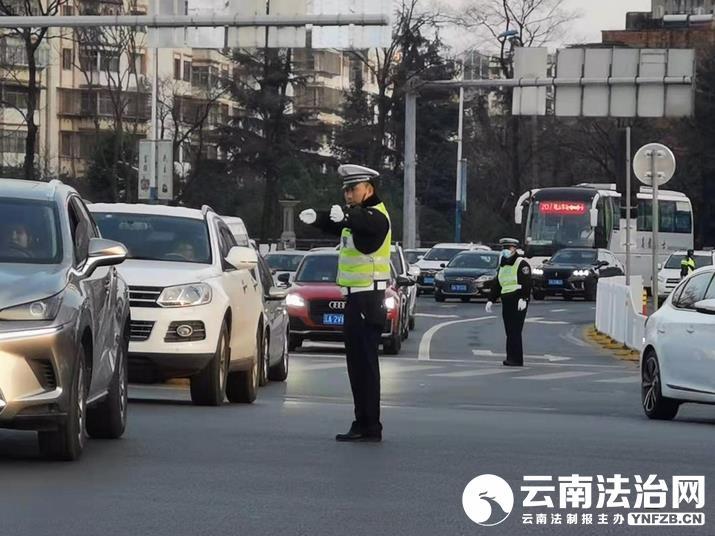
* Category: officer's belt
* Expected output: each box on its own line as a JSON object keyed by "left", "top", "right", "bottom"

{"left": 340, "top": 281, "right": 388, "bottom": 296}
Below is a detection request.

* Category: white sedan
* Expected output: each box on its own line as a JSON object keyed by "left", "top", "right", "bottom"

{"left": 641, "top": 266, "right": 715, "bottom": 420}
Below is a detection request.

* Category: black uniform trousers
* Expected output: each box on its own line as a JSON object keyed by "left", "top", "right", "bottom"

{"left": 501, "top": 293, "right": 527, "bottom": 365}
{"left": 343, "top": 289, "right": 386, "bottom": 432}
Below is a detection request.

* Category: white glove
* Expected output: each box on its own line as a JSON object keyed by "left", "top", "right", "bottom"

{"left": 485, "top": 301, "right": 493, "bottom": 314}
{"left": 518, "top": 299, "right": 527, "bottom": 312}
{"left": 299, "top": 209, "right": 316, "bottom": 225}
{"left": 330, "top": 205, "right": 345, "bottom": 223}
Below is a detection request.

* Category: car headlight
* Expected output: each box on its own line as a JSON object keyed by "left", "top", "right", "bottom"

{"left": 477, "top": 274, "right": 494, "bottom": 282}
{"left": 286, "top": 294, "right": 306, "bottom": 308}
{"left": 435, "top": 272, "right": 445, "bottom": 282}
{"left": 0, "top": 293, "right": 63, "bottom": 321}
{"left": 384, "top": 296, "right": 397, "bottom": 310}
{"left": 532, "top": 268, "right": 544, "bottom": 276}
{"left": 157, "top": 283, "right": 212, "bottom": 308}
{"left": 572, "top": 270, "right": 590, "bottom": 277}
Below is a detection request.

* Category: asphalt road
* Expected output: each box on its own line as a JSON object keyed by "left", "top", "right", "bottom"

{"left": 1, "top": 296, "right": 714, "bottom": 536}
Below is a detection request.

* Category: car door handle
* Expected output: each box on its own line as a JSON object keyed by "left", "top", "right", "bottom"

{"left": 657, "top": 328, "right": 666, "bottom": 334}
{"left": 242, "top": 282, "right": 248, "bottom": 293}
{"left": 686, "top": 327, "right": 695, "bottom": 334}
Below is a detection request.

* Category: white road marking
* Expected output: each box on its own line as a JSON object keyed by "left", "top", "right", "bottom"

{"left": 526, "top": 317, "right": 570, "bottom": 325}
{"left": 471, "top": 349, "right": 571, "bottom": 362}
{"left": 382, "top": 365, "right": 441, "bottom": 373}
{"left": 430, "top": 368, "right": 513, "bottom": 378}
{"left": 516, "top": 371, "right": 596, "bottom": 381}
{"left": 415, "top": 313, "right": 461, "bottom": 319}
{"left": 595, "top": 376, "right": 641, "bottom": 384}
{"left": 291, "top": 352, "right": 346, "bottom": 359}
{"left": 418, "top": 316, "right": 496, "bottom": 361}
{"left": 550, "top": 309, "right": 568, "bottom": 313}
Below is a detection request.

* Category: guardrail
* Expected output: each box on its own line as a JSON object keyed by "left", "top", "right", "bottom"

{"left": 595, "top": 276, "right": 646, "bottom": 352}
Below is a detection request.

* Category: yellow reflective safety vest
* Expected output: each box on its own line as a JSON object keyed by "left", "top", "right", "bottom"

{"left": 498, "top": 258, "right": 525, "bottom": 295}
{"left": 337, "top": 202, "right": 392, "bottom": 288}
{"left": 681, "top": 257, "right": 696, "bottom": 275}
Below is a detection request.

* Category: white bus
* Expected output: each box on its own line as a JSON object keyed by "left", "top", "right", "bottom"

{"left": 514, "top": 183, "right": 694, "bottom": 288}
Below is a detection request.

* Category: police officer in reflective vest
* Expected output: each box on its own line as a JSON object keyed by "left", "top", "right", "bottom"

{"left": 680, "top": 249, "right": 696, "bottom": 279}
{"left": 299, "top": 164, "right": 390, "bottom": 442}
{"left": 485, "top": 238, "right": 532, "bottom": 367}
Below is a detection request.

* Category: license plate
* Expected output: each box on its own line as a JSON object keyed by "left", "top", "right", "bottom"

{"left": 548, "top": 279, "right": 564, "bottom": 286}
{"left": 423, "top": 277, "right": 434, "bottom": 284}
{"left": 451, "top": 284, "right": 468, "bottom": 292}
{"left": 323, "top": 313, "right": 344, "bottom": 326}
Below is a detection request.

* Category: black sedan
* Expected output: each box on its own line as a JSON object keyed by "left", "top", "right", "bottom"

{"left": 531, "top": 248, "right": 624, "bottom": 301}
{"left": 434, "top": 251, "right": 500, "bottom": 302}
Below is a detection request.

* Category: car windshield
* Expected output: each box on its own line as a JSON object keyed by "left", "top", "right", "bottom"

{"left": 550, "top": 249, "right": 598, "bottom": 265}
{"left": 423, "top": 247, "right": 467, "bottom": 261}
{"left": 266, "top": 253, "right": 305, "bottom": 271}
{"left": 295, "top": 255, "right": 338, "bottom": 283}
{"left": 390, "top": 251, "right": 404, "bottom": 274}
{"left": 526, "top": 199, "right": 594, "bottom": 256}
{"left": 449, "top": 253, "right": 499, "bottom": 269}
{"left": 404, "top": 251, "right": 424, "bottom": 264}
{"left": 665, "top": 254, "right": 713, "bottom": 269}
{"left": 93, "top": 213, "right": 211, "bottom": 264}
{"left": 0, "top": 198, "right": 63, "bottom": 264}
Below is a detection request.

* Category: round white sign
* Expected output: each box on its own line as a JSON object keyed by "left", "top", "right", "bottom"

{"left": 633, "top": 143, "right": 676, "bottom": 187}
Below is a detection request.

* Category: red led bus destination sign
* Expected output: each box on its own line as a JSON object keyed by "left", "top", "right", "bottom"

{"left": 539, "top": 202, "right": 588, "bottom": 216}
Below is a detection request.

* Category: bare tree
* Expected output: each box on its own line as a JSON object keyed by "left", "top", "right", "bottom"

{"left": 0, "top": 0, "right": 70, "bottom": 179}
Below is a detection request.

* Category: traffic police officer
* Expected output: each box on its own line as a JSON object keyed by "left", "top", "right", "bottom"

{"left": 298, "top": 164, "right": 391, "bottom": 442}
{"left": 680, "top": 249, "right": 696, "bottom": 278}
{"left": 485, "top": 238, "right": 532, "bottom": 367}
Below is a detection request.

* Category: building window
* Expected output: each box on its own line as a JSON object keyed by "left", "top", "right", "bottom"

{"left": 62, "top": 48, "right": 73, "bottom": 70}
{"left": 100, "top": 50, "right": 120, "bottom": 72}
{"left": 192, "top": 65, "right": 210, "bottom": 88}
{"left": 0, "top": 130, "right": 27, "bottom": 154}
{"left": 1, "top": 86, "right": 37, "bottom": 110}
{"left": 174, "top": 58, "right": 181, "bottom": 80}
{"left": 61, "top": 4, "right": 73, "bottom": 16}
{"left": 183, "top": 60, "right": 192, "bottom": 82}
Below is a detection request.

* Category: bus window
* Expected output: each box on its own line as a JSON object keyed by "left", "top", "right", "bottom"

{"left": 525, "top": 199, "right": 594, "bottom": 256}
{"left": 638, "top": 199, "right": 692, "bottom": 234}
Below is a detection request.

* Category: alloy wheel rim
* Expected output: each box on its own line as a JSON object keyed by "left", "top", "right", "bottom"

{"left": 262, "top": 334, "right": 269, "bottom": 382}
{"left": 77, "top": 365, "right": 85, "bottom": 448}
{"left": 642, "top": 357, "right": 658, "bottom": 413}
{"left": 119, "top": 347, "right": 127, "bottom": 422}
{"left": 219, "top": 332, "right": 228, "bottom": 391}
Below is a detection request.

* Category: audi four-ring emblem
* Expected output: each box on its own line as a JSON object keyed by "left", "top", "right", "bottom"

{"left": 329, "top": 301, "right": 346, "bottom": 310}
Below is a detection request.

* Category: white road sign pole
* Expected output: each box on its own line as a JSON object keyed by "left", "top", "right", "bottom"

{"left": 651, "top": 150, "right": 660, "bottom": 312}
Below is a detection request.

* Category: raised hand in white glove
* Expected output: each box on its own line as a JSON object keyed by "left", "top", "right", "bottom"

{"left": 485, "top": 301, "right": 493, "bottom": 314}
{"left": 299, "top": 209, "right": 317, "bottom": 225}
{"left": 518, "top": 299, "right": 527, "bottom": 312}
{"left": 330, "top": 204, "right": 345, "bottom": 223}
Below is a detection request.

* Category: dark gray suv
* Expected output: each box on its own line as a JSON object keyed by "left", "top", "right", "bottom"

{"left": 0, "top": 179, "right": 130, "bottom": 460}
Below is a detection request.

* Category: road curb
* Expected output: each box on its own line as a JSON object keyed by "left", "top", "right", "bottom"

{"left": 583, "top": 325, "right": 640, "bottom": 362}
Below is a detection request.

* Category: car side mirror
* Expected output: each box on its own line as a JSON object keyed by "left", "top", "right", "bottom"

{"left": 596, "top": 260, "right": 609, "bottom": 268}
{"left": 268, "top": 286, "right": 288, "bottom": 301}
{"left": 226, "top": 246, "right": 258, "bottom": 271}
{"left": 657, "top": 263, "right": 662, "bottom": 270}
{"left": 81, "top": 238, "right": 127, "bottom": 277}
{"left": 440, "top": 263, "right": 446, "bottom": 268}
{"left": 695, "top": 299, "right": 715, "bottom": 315}
{"left": 277, "top": 272, "right": 291, "bottom": 285}
{"left": 397, "top": 275, "right": 415, "bottom": 287}
{"left": 408, "top": 265, "right": 421, "bottom": 278}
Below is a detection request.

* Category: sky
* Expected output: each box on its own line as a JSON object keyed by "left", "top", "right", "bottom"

{"left": 438, "top": 0, "right": 653, "bottom": 53}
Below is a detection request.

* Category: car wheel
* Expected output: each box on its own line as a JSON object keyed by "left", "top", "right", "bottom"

{"left": 268, "top": 327, "right": 289, "bottom": 382}
{"left": 461, "top": 297, "right": 470, "bottom": 303}
{"left": 38, "top": 346, "right": 87, "bottom": 461}
{"left": 190, "top": 322, "right": 229, "bottom": 406}
{"left": 408, "top": 316, "right": 416, "bottom": 330}
{"left": 87, "top": 324, "right": 129, "bottom": 439}
{"left": 259, "top": 329, "right": 270, "bottom": 387}
{"left": 288, "top": 335, "right": 302, "bottom": 352}
{"left": 564, "top": 294, "right": 573, "bottom": 301}
{"left": 642, "top": 349, "right": 680, "bottom": 420}
{"left": 585, "top": 283, "right": 598, "bottom": 302}
{"left": 383, "top": 331, "right": 401, "bottom": 355}
{"left": 226, "top": 329, "right": 259, "bottom": 404}
{"left": 435, "top": 292, "right": 445, "bottom": 303}
{"left": 532, "top": 290, "right": 545, "bottom": 301}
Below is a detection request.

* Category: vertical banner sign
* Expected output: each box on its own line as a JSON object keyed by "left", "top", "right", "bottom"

{"left": 156, "top": 140, "right": 174, "bottom": 200}
{"left": 138, "top": 140, "right": 154, "bottom": 200}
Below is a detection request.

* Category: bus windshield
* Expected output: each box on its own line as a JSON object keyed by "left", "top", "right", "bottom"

{"left": 526, "top": 200, "right": 594, "bottom": 256}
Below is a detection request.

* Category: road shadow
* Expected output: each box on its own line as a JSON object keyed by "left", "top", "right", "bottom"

{"left": 0, "top": 431, "right": 42, "bottom": 461}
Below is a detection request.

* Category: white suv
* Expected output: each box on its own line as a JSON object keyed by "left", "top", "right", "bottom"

{"left": 90, "top": 203, "right": 264, "bottom": 406}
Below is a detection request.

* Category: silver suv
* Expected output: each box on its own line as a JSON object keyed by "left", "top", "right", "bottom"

{"left": 0, "top": 179, "right": 130, "bottom": 460}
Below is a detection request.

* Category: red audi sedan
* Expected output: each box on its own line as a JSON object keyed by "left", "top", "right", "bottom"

{"left": 282, "top": 250, "right": 412, "bottom": 355}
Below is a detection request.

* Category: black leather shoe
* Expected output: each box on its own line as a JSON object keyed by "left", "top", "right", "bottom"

{"left": 502, "top": 360, "right": 523, "bottom": 367}
{"left": 335, "top": 423, "right": 382, "bottom": 442}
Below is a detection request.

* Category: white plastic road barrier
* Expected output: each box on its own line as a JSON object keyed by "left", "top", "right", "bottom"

{"left": 596, "top": 276, "right": 646, "bottom": 352}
